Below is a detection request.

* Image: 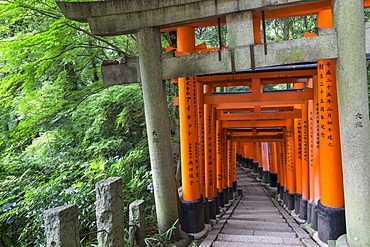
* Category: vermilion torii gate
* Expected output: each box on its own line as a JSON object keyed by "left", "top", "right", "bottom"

{"left": 57, "top": 1, "right": 370, "bottom": 246}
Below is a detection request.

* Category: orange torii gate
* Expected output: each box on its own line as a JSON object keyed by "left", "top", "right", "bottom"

{"left": 57, "top": 0, "right": 370, "bottom": 245}
{"left": 173, "top": 48, "right": 345, "bottom": 240}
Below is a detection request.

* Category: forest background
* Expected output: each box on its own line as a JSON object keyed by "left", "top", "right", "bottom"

{"left": 0, "top": 1, "right": 369, "bottom": 246}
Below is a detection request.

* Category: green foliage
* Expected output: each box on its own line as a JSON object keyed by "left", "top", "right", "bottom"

{"left": 0, "top": 0, "right": 137, "bottom": 154}
{"left": 144, "top": 219, "right": 179, "bottom": 247}
{"left": 0, "top": 159, "right": 154, "bottom": 246}
{"left": 0, "top": 1, "right": 153, "bottom": 246}
{"left": 265, "top": 15, "right": 317, "bottom": 42}
{"left": 195, "top": 25, "right": 227, "bottom": 48}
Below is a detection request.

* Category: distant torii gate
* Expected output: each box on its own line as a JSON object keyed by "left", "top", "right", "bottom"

{"left": 57, "top": 1, "right": 370, "bottom": 246}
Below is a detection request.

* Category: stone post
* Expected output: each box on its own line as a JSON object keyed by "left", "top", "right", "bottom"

{"left": 332, "top": 1, "right": 370, "bottom": 246}
{"left": 129, "top": 200, "right": 145, "bottom": 247}
{"left": 96, "top": 177, "right": 125, "bottom": 247}
{"left": 226, "top": 11, "right": 254, "bottom": 47}
{"left": 136, "top": 27, "right": 180, "bottom": 241}
{"left": 44, "top": 204, "right": 79, "bottom": 247}
{"left": 226, "top": 11, "right": 254, "bottom": 71}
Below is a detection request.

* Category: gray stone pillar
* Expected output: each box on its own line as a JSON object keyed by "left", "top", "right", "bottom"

{"left": 331, "top": 1, "right": 370, "bottom": 246}
{"left": 136, "top": 27, "right": 180, "bottom": 241}
{"left": 226, "top": 11, "right": 254, "bottom": 47}
{"left": 129, "top": 200, "right": 145, "bottom": 247}
{"left": 96, "top": 177, "right": 125, "bottom": 247}
{"left": 226, "top": 11, "right": 254, "bottom": 71}
{"left": 44, "top": 204, "right": 79, "bottom": 247}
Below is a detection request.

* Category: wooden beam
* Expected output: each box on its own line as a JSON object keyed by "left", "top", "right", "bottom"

{"left": 217, "top": 110, "right": 302, "bottom": 120}
{"left": 222, "top": 120, "right": 288, "bottom": 128}
{"left": 204, "top": 89, "right": 313, "bottom": 106}
{"left": 228, "top": 128, "right": 284, "bottom": 134}
{"left": 197, "top": 70, "right": 317, "bottom": 82}
{"left": 231, "top": 137, "right": 284, "bottom": 142}
{"left": 219, "top": 106, "right": 295, "bottom": 112}
{"left": 229, "top": 133, "right": 284, "bottom": 141}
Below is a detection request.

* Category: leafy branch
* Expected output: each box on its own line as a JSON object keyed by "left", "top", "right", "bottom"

{"left": 15, "top": 3, "right": 132, "bottom": 56}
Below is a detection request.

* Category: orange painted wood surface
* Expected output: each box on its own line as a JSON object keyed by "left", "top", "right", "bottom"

{"left": 178, "top": 26, "right": 201, "bottom": 201}
{"left": 286, "top": 119, "right": 296, "bottom": 194}
{"left": 270, "top": 142, "right": 278, "bottom": 174}
{"left": 317, "top": 10, "right": 344, "bottom": 208}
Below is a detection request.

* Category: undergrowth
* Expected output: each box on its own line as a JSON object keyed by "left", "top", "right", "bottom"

{"left": 0, "top": 156, "right": 155, "bottom": 246}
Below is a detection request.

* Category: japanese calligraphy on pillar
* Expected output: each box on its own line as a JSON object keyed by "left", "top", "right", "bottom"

{"left": 282, "top": 138, "right": 287, "bottom": 166}
{"left": 192, "top": 78, "right": 200, "bottom": 182}
{"left": 318, "top": 60, "right": 339, "bottom": 149}
{"left": 222, "top": 129, "right": 227, "bottom": 183}
{"left": 152, "top": 130, "right": 159, "bottom": 144}
{"left": 315, "top": 101, "right": 320, "bottom": 150}
{"left": 216, "top": 120, "right": 223, "bottom": 190}
{"left": 205, "top": 108, "right": 214, "bottom": 189}
{"left": 295, "top": 119, "right": 303, "bottom": 160}
{"left": 196, "top": 82, "right": 205, "bottom": 190}
{"left": 286, "top": 127, "right": 294, "bottom": 173}
{"left": 184, "top": 77, "right": 199, "bottom": 189}
{"left": 270, "top": 143, "right": 275, "bottom": 158}
{"left": 232, "top": 142, "right": 236, "bottom": 182}
{"left": 302, "top": 105, "right": 309, "bottom": 163}
{"left": 309, "top": 102, "right": 315, "bottom": 168}
{"left": 227, "top": 140, "right": 232, "bottom": 182}
{"left": 318, "top": 62, "right": 326, "bottom": 148}
{"left": 355, "top": 113, "right": 364, "bottom": 128}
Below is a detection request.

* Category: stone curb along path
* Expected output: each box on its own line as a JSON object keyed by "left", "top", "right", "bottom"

{"left": 199, "top": 165, "right": 320, "bottom": 247}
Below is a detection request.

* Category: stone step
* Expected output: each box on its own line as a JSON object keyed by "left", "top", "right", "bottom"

{"left": 233, "top": 209, "right": 279, "bottom": 214}
{"left": 220, "top": 228, "right": 297, "bottom": 238}
{"left": 232, "top": 211, "right": 282, "bottom": 216}
{"left": 216, "top": 234, "right": 304, "bottom": 246}
{"left": 197, "top": 166, "right": 318, "bottom": 247}
{"left": 212, "top": 240, "right": 304, "bottom": 247}
{"left": 242, "top": 195, "right": 270, "bottom": 200}
{"left": 239, "top": 196, "right": 271, "bottom": 200}
{"left": 236, "top": 203, "right": 275, "bottom": 207}
{"left": 224, "top": 221, "right": 293, "bottom": 232}
{"left": 238, "top": 201, "right": 272, "bottom": 205}
{"left": 230, "top": 215, "right": 286, "bottom": 223}
{"left": 239, "top": 197, "right": 271, "bottom": 201}
{"left": 235, "top": 206, "right": 277, "bottom": 212}
{"left": 238, "top": 199, "right": 273, "bottom": 203}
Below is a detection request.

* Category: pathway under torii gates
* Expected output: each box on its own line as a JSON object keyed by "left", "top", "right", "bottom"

{"left": 57, "top": 1, "right": 370, "bottom": 246}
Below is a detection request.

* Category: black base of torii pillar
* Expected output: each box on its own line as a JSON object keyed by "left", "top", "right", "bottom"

{"left": 180, "top": 196, "right": 205, "bottom": 233}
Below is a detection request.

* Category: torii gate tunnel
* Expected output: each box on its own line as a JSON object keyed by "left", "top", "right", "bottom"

{"left": 57, "top": 1, "right": 370, "bottom": 246}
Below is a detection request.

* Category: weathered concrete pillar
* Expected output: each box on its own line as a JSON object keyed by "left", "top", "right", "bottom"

{"left": 332, "top": 1, "right": 370, "bottom": 246}
{"left": 96, "top": 177, "right": 125, "bottom": 247}
{"left": 44, "top": 204, "right": 79, "bottom": 247}
{"left": 129, "top": 200, "right": 145, "bottom": 247}
{"left": 136, "top": 27, "right": 180, "bottom": 240}
{"left": 226, "top": 11, "right": 254, "bottom": 47}
{"left": 226, "top": 11, "right": 254, "bottom": 71}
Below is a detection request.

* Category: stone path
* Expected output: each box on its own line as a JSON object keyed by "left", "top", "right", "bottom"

{"left": 199, "top": 166, "right": 319, "bottom": 247}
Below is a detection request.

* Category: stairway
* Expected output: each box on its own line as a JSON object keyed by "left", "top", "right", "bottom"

{"left": 200, "top": 167, "right": 319, "bottom": 247}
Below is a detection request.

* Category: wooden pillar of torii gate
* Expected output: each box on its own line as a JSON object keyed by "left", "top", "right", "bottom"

{"left": 315, "top": 9, "right": 345, "bottom": 244}
{"left": 177, "top": 26, "right": 206, "bottom": 234}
